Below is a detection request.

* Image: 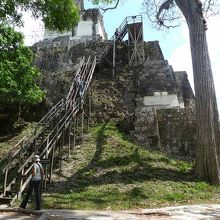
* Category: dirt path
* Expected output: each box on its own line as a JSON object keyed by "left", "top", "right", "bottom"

{"left": 0, "top": 211, "right": 37, "bottom": 220}
{"left": 0, "top": 204, "right": 220, "bottom": 220}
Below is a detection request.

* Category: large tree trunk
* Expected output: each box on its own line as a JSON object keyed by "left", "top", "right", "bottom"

{"left": 175, "top": 0, "right": 220, "bottom": 184}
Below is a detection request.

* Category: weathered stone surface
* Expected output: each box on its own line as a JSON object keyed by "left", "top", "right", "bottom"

{"left": 174, "top": 71, "right": 195, "bottom": 108}
{"left": 144, "top": 41, "right": 164, "bottom": 61}
{"left": 136, "top": 60, "right": 178, "bottom": 97}
{"left": 82, "top": 8, "right": 107, "bottom": 39}
{"left": 90, "top": 66, "right": 136, "bottom": 131}
{"left": 33, "top": 37, "right": 104, "bottom": 105}
{"left": 157, "top": 108, "right": 196, "bottom": 160}
{"left": 2, "top": 204, "right": 220, "bottom": 219}
{"left": 132, "top": 57, "right": 195, "bottom": 159}
{"left": 133, "top": 106, "right": 196, "bottom": 159}
{"left": 134, "top": 107, "right": 161, "bottom": 150}
{"left": 32, "top": 37, "right": 196, "bottom": 159}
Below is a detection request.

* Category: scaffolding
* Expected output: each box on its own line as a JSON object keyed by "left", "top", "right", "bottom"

{"left": 98, "top": 15, "right": 145, "bottom": 68}
{"left": 126, "top": 15, "right": 145, "bottom": 66}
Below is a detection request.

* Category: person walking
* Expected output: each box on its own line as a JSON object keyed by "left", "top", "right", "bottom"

{"left": 79, "top": 79, "right": 85, "bottom": 99}
{"left": 20, "top": 155, "right": 44, "bottom": 210}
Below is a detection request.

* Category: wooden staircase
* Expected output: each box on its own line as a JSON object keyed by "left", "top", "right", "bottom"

{"left": 97, "top": 15, "right": 143, "bottom": 66}
{"left": 0, "top": 15, "right": 144, "bottom": 205}
{"left": 0, "top": 56, "right": 96, "bottom": 205}
{"left": 97, "top": 17, "right": 128, "bottom": 65}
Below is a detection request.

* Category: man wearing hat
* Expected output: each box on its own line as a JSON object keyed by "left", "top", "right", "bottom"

{"left": 20, "top": 155, "right": 44, "bottom": 210}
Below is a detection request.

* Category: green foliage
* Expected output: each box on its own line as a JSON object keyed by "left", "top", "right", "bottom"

{"left": 37, "top": 0, "right": 80, "bottom": 32}
{"left": 171, "top": 161, "right": 192, "bottom": 173}
{"left": 0, "top": 24, "right": 44, "bottom": 105}
{"left": 37, "top": 123, "right": 220, "bottom": 210}
{"left": 0, "top": 122, "right": 36, "bottom": 159}
{"left": 0, "top": 0, "right": 80, "bottom": 32}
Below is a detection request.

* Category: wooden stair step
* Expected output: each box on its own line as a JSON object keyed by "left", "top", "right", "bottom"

{"left": 0, "top": 196, "right": 13, "bottom": 204}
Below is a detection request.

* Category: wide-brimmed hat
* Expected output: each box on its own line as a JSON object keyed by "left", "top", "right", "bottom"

{"left": 33, "top": 155, "right": 40, "bottom": 162}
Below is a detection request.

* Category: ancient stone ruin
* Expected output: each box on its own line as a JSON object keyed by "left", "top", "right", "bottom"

{"left": 32, "top": 1, "right": 196, "bottom": 160}
{"left": 44, "top": 0, "right": 107, "bottom": 40}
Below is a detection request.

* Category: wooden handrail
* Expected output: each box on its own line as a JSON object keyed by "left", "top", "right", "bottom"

{"left": 1, "top": 136, "right": 26, "bottom": 172}
{"left": 0, "top": 16, "right": 143, "bottom": 203}
{"left": 39, "top": 107, "right": 77, "bottom": 157}
{"left": 82, "top": 56, "right": 96, "bottom": 100}
{"left": 98, "top": 15, "right": 143, "bottom": 64}
{"left": 66, "top": 56, "right": 92, "bottom": 107}
{"left": 66, "top": 57, "right": 85, "bottom": 101}
{"left": 1, "top": 99, "right": 64, "bottom": 173}
{"left": 17, "top": 152, "right": 35, "bottom": 174}
{"left": 36, "top": 105, "right": 76, "bottom": 153}
{"left": 38, "top": 99, "right": 64, "bottom": 125}
{"left": 0, "top": 53, "right": 97, "bottom": 203}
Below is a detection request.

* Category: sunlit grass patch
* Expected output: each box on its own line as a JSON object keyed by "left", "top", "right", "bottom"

{"left": 40, "top": 122, "right": 220, "bottom": 210}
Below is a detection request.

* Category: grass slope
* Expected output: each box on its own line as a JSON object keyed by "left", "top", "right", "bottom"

{"left": 0, "top": 122, "right": 36, "bottom": 158}
{"left": 0, "top": 122, "right": 37, "bottom": 189}
{"left": 35, "top": 123, "right": 220, "bottom": 209}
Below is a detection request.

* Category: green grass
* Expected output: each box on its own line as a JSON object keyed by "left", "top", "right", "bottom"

{"left": 28, "top": 123, "right": 220, "bottom": 209}
{"left": 0, "top": 122, "right": 37, "bottom": 189}
{"left": 0, "top": 122, "right": 36, "bottom": 157}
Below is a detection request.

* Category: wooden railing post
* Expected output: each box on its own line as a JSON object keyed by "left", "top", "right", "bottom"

{"left": 87, "top": 114, "right": 90, "bottom": 132}
{"left": 49, "top": 144, "right": 55, "bottom": 184}
{"left": 68, "top": 122, "right": 71, "bottom": 158}
{"left": 113, "top": 34, "right": 116, "bottom": 78}
{"left": 3, "top": 154, "right": 11, "bottom": 197}
{"left": 33, "top": 138, "right": 37, "bottom": 153}
{"left": 73, "top": 116, "right": 76, "bottom": 149}
{"left": 76, "top": 115, "right": 79, "bottom": 132}
{"left": 89, "top": 88, "right": 92, "bottom": 130}
{"left": 81, "top": 111, "right": 84, "bottom": 134}
{"left": 59, "top": 131, "right": 64, "bottom": 173}
{"left": 18, "top": 142, "right": 24, "bottom": 199}
{"left": 0, "top": 52, "right": 97, "bottom": 203}
{"left": 44, "top": 138, "right": 49, "bottom": 190}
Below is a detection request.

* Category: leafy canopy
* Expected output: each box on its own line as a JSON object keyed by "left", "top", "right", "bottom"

{"left": 0, "top": 0, "right": 80, "bottom": 32}
{"left": 0, "top": 24, "right": 44, "bottom": 105}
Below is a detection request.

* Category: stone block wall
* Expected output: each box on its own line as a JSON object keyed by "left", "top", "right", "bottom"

{"left": 144, "top": 41, "right": 164, "bottom": 60}
{"left": 142, "top": 93, "right": 182, "bottom": 109}
{"left": 90, "top": 67, "right": 137, "bottom": 126}
{"left": 136, "top": 60, "right": 179, "bottom": 97}
{"left": 157, "top": 108, "right": 196, "bottom": 159}
{"left": 134, "top": 107, "right": 161, "bottom": 150}
{"left": 32, "top": 37, "right": 106, "bottom": 105}
{"left": 133, "top": 57, "right": 195, "bottom": 159}
{"left": 81, "top": 8, "right": 107, "bottom": 39}
{"left": 133, "top": 107, "right": 196, "bottom": 160}
{"left": 174, "top": 71, "right": 195, "bottom": 108}
{"left": 32, "top": 37, "right": 196, "bottom": 160}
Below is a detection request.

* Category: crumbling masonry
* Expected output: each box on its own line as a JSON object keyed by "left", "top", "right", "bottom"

{"left": 33, "top": 3, "right": 196, "bottom": 160}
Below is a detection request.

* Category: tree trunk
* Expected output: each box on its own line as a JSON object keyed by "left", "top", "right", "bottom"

{"left": 175, "top": 0, "right": 220, "bottom": 184}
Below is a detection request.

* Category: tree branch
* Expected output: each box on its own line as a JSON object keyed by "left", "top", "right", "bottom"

{"left": 156, "top": 0, "right": 174, "bottom": 25}
{"left": 98, "top": 0, "right": 120, "bottom": 13}
{"left": 204, "top": 0, "right": 215, "bottom": 16}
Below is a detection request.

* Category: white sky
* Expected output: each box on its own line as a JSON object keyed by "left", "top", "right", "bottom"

{"left": 169, "top": 15, "right": 220, "bottom": 109}
{"left": 19, "top": 0, "right": 220, "bottom": 110}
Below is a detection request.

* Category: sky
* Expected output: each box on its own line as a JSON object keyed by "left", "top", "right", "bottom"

{"left": 19, "top": 0, "right": 220, "bottom": 110}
